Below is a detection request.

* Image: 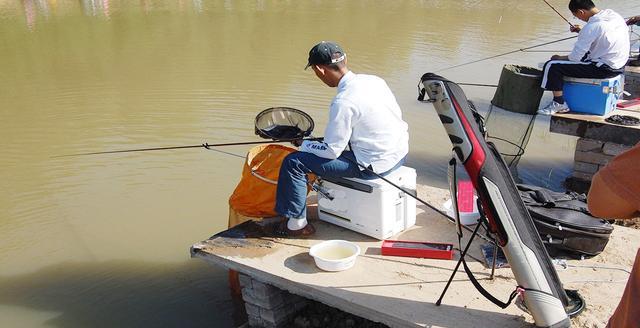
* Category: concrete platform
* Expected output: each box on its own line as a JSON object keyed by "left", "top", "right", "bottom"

{"left": 191, "top": 185, "right": 640, "bottom": 328}
{"left": 550, "top": 100, "right": 640, "bottom": 146}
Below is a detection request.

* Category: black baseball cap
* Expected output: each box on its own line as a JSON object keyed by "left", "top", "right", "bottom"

{"left": 304, "top": 41, "right": 346, "bottom": 70}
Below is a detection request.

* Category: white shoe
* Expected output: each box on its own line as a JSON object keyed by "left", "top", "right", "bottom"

{"left": 537, "top": 101, "right": 570, "bottom": 115}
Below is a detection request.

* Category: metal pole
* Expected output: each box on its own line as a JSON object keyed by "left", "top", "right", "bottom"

{"left": 436, "top": 218, "right": 486, "bottom": 306}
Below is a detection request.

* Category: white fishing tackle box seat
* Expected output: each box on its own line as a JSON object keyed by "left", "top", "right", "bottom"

{"left": 316, "top": 166, "right": 416, "bottom": 240}
{"left": 563, "top": 75, "right": 624, "bottom": 116}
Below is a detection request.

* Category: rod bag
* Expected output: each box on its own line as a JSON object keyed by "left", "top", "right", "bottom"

{"left": 419, "top": 73, "right": 572, "bottom": 328}
{"left": 517, "top": 184, "right": 613, "bottom": 258}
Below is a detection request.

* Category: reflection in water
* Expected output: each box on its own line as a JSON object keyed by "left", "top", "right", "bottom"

{"left": 0, "top": 0, "right": 637, "bottom": 327}
{"left": 81, "top": 0, "right": 110, "bottom": 18}
{"left": 0, "top": 260, "right": 236, "bottom": 328}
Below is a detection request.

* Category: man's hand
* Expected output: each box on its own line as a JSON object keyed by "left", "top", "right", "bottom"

{"left": 291, "top": 139, "right": 303, "bottom": 147}
{"left": 627, "top": 16, "right": 640, "bottom": 26}
{"left": 570, "top": 24, "right": 581, "bottom": 33}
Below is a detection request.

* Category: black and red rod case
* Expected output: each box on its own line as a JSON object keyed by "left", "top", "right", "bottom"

{"left": 419, "top": 73, "right": 573, "bottom": 328}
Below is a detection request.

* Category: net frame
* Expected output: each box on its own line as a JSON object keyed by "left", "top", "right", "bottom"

{"left": 254, "top": 107, "right": 315, "bottom": 140}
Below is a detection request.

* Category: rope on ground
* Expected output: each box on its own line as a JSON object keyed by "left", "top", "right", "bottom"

{"left": 552, "top": 259, "right": 631, "bottom": 284}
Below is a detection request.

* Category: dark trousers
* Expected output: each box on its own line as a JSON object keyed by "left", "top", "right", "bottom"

{"left": 275, "top": 151, "right": 404, "bottom": 219}
{"left": 541, "top": 60, "right": 623, "bottom": 91}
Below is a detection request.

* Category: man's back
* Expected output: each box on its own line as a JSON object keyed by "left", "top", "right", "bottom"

{"left": 569, "top": 9, "right": 629, "bottom": 69}
{"left": 331, "top": 72, "right": 409, "bottom": 173}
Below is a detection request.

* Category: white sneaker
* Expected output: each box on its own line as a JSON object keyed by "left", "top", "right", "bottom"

{"left": 537, "top": 101, "right": 570, "bottom": 115}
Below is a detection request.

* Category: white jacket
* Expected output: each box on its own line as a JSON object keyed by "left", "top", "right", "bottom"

{"left": 569, "top": 9, "right": 630, "bottom": 69}
{"left": 300, "top": 71, "right": 409, "bottom": 173}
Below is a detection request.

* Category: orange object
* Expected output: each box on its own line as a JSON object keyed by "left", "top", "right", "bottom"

{"left": 228, "top": 270, "right": 242, "bottom": 298}
{"left": 228, "top": 144, "right": 297, "bottom": 223}
{"left": 227, "top": 144, "right": 298, "bottom": 298}
{"left": 607, "top": 249, "right": 640, "bottom": 328}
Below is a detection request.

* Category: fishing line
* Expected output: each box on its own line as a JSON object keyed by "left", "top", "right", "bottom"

{"left": 552, "top": 259, "right": 631, "bottom": 284}
{"left": 203, "top": 147, "right": 245, "bottom": 159}
{"left": 435, "top": 35, "right": 578, "bottom": 72}
{"left": 541, "top": 0, "right": 575, "bottom": 28}
{"left": 520, "top": 50, "right": 572, "bottom": 53}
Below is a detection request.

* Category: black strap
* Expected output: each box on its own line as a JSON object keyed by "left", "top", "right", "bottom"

{"left": 460, "top": 250, "right": 558, "bottom": 308}
{"left": 461, "top": 255, "right": 519, "bottom": 309}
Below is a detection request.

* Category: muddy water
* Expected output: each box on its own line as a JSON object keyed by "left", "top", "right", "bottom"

{"left": 0, "top": 1, "right": 637, "bottom": 327}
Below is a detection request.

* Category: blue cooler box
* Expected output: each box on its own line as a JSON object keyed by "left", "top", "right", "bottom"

{"left": 563, "top": 75, "right": 623, "bottom": 115}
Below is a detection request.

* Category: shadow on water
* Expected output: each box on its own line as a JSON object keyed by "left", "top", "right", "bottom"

{"left": 0, "top": 260, "right": 239, "bottom": 328}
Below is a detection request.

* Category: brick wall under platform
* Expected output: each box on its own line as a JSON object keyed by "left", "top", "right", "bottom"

{"left": 626, "top": 66, "right": 640, "bottom": 99}
{"left": 239, "top": 273, "right": 308, "bottom": 328}
{"left": 566, "top": 138, "right": 632, "bottom": 193}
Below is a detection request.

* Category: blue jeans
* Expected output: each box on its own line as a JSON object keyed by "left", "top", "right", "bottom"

{"left": 275, "top": 151, "right": 404, "bottom": 219}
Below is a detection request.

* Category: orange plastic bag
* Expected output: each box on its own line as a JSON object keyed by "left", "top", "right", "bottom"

{"left": 228, "top": 144, "right": 296, "bottom": 227}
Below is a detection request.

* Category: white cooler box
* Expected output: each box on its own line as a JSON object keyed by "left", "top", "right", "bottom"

{"left": 317, "top": 166, "right": 417, "bottom": 240}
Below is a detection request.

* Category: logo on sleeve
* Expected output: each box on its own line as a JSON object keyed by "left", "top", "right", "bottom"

{"left": 309, "top": 144, "right": 327, "bottom": 150}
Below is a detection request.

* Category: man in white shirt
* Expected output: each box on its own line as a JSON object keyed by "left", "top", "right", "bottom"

{"left": 627, "top": 15, "right": 640, "bottom": 66}
{"left": 270, "top": 41, "right": 409, "bottom": 237}
{"left": 538, "top": 0, "right": 629, "bottom": 115}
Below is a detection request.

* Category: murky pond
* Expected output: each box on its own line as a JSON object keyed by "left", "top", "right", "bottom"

{"left": 1, "top": 0, "right": 637, "bottom": 327}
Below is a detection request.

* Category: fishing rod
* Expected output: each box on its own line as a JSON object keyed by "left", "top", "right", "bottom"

{"left": 541, "top": 0, "right": 575, "bottom": 28}
{"left": 53, "top": 107, "right": 320, "bottom": 158}
{"left": 457, "top": 83, "right": 498, "bottom": 88}
{"left": 520, "top": 49, "right": 572, "bottom": 53}
{"left": 53, "top": 137, "right": 324, "bottom": 158}
{"left": 435, "top": 34, "right": 577, "bottom": 72}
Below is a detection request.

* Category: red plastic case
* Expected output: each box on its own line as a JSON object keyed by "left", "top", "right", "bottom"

{"left": 381, "top": 240, "right": 455, "bottom": 260}
{"left": 617, "top": 98, "right": 640, "bottom": 109}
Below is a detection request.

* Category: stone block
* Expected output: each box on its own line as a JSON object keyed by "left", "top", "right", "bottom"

{"left": 574, "top": 151, "right": 613, "bottom": 165}
{"left": 239, "top": 273, "right": 253, "bottom": 289}
{"left": 573, "top": 171, "right": 595, "bottom": 181}
{"left": 575, "top": 138, "right": 603, "bottom": 152}
{"left": 260, "top": 303, "right": 296, "bottom": 325}
{"left": 602, "top": 142, "right": 632, "bottom": 156}
{"left": 252, "top": 280, "right": 281, "bottom": 300}
{"left": 241, "top": 286, "right": 256, "bottom": 302}
{"left": 247, "top": 315, "right": 261, "bottom": 327}
{"left": 240, "top": 275, "right": 308, "bottom": 327}
{"left": 574, "top": 161, "right": 599, "bottom": 174}
{"left": 243, "top": 287, "right": 286, "bottom": 309}
{"left": 247, "top": 315, "right": 277, "bottom": 328}
{"left": 245, "top": 303, "right": 261, "bottom": 318}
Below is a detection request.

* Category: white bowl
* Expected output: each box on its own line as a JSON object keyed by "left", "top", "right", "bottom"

{"left": 309, "top": 240, "right": 360, "bottom": 272}
{"left": 443, "top": 197, "right": 481, "bottom": 226}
